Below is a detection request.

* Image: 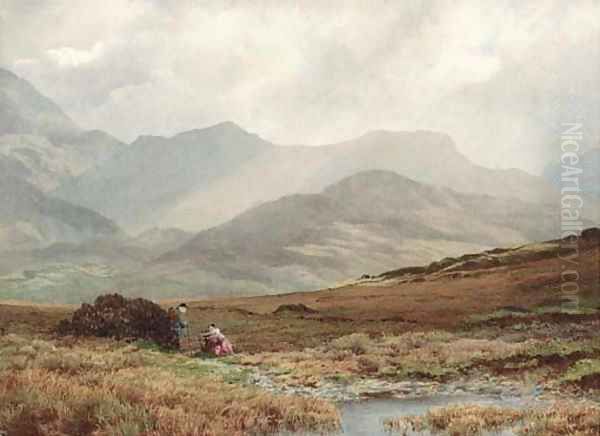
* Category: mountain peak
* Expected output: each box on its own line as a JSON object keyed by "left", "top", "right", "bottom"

{"left": 210, "top": 120, "right": 245, "bottom": 131}
{"left": 174, "top": 121, "right": 251, "bottom": 139}
{"left": 331, "top": 169, "right": 420, "bottom": 187}
{"left": 322, "top": 170, "right": 424, "bottom": 200}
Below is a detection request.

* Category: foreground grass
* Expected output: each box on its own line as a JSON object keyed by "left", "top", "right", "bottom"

{"left": 0, "top": 334, "right": 340, "bottom": 436}
{"left": 384, "top": 402, "right": 600, "bottom": 435}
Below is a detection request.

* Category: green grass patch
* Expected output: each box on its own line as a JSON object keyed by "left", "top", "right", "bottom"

{"left": 561, "top": 359, "right": 600, "bottom": 383}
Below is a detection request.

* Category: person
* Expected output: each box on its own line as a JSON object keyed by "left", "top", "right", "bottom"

{"left": 172, "top": 303, "right": 189, "bottom": 343}
{"left": 203, "top": 323, "right": 234, "bottom": 356}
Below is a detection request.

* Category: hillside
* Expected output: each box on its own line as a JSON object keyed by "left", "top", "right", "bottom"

{"left": 0, "top": 175, "right": 122, "bottom": 252}
{"left": 154, "top": 170, "right": 562, "bottom": 296}
{"left": 0, "top": 131, "right": 124, "bottom": 192}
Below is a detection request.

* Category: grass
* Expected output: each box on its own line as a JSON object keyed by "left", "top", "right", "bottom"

{"left": 235, "top": 331, "right": 528, "bottom": 385}
{"left": 0, "top": 334, "right": 340, "bottom": 436}
{"left": 384, "top": 402, "right": 600, "bottom": 435}
{"left": 229, "top": 311, "right": 600, "bottom": 398}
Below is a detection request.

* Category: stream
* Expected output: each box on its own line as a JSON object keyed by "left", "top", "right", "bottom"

{"left": 200, "top": 360, "right": 541, "bottom": 435}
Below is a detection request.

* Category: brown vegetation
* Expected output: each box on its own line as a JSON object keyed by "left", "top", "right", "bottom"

{"left": 0, "top": 334, "right": 340, "bottom": 436}
{"left": 385, "top": 402, "right": 600, "bottom": 435}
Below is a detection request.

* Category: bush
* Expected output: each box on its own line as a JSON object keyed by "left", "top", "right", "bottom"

{"left": 57, "top": 293, "right": 178, "bottom": 348}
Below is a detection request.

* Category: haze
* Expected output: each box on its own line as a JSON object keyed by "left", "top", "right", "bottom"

{"left": 1, "top": 0, "right": 599, "bottom": 173}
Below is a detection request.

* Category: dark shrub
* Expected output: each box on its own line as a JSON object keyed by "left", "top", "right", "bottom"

{"left": 57, "top": 293, "right": 177, "bottom": 348}
{"left": 273, "top": 304, "right": 318, "bottom": 315}
{"left": 581, "top": 227, "right": 600, "bottom": 243}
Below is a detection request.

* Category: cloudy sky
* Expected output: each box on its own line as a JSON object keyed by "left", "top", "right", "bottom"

{"left": 1, "top": 0, "right": 599, "bottom": 173}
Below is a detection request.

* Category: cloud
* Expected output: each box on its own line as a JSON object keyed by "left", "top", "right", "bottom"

{"left": 2, "top": 0, "right": 599, "bottom": 173}
{"left": 46, "top": 43, "right": 105, "bottom": 68}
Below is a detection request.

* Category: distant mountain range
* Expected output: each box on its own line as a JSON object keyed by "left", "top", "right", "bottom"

{"left": 0, "top": 67, "right": 598, "bottom": 303}
{"left": 54, "top": 123, "right": 558, "bottom": 233}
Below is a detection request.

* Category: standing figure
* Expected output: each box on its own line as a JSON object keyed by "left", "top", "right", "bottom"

{"left": 170, "top": 303, "right": 189, "bottom": 348}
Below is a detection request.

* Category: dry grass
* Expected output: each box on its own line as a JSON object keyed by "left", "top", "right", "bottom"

{"left": 384, "top": 402, "right": 600, "bottom": 435}
{"left": 235, "top": 331, "right": 528, "bottom": 386}
{"left": 0, "top": 334, "right": 340, "bottom": 436}
{"left": 330, "top": 333, "right": 371, "bottom": 355}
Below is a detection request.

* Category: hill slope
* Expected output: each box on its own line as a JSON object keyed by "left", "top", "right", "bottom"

{"left": 0, "top": 131, "right": 124, "bottom": 191}
{"left": 0, "top": 175, "right": 122, "bottom": 252}
{"left": 154, "top": 170, "right": 562, "bottom": 295}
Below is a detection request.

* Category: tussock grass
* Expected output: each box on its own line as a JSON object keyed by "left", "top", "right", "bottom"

{"left": 384, "top": 402, "right": 600, "bottom": 435}
{"left": 238, "top": 330, "right": 527, "bottom": 384}
{"left": 0, "top": 335, "right": 340, "bottom": 435}
{"left": 237, "top": 324, "right": 600, "bottom": 391}
{"left": 330, "top": 333, "right": 371, "bottom": 355}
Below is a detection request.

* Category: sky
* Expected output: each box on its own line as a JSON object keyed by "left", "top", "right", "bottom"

{"left": 1, "top": 0, "right": 599, "bottom": 173}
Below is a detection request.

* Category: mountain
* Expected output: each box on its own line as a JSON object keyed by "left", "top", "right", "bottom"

{"left": 55, "top": 122, "right": 274, "bottom": 231}
{"left": 154, "top": 170, "right": 563, "bottom": 294}
{"left": 0, "top": 175, "right": 122, "bottom": 252}
{"left": 0, "top": 131, "right": 124, "bottom": 191}
{"left": 55, "top": 125, "right": 559, "bottom": 233}
{"left": 0, "top": 69, "right": 125, "bottom": 191}
{"left": 0, "top": 68, "right": 80, "bottom": 140}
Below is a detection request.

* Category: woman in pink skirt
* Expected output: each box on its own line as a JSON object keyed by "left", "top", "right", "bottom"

{"left": 203, "top": 323, "right": 234, "bottom": 356}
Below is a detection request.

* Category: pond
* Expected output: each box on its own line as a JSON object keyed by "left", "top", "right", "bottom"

{"left": 284, "top": 393, "right": 534, "bottom": 436}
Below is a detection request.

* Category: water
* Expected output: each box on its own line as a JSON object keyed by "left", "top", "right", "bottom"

{"left": 283, "top": 394, "right": 531, "bottom": 436}
{"left": 338, "top": 394, "right": 527, "bottom": 436}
